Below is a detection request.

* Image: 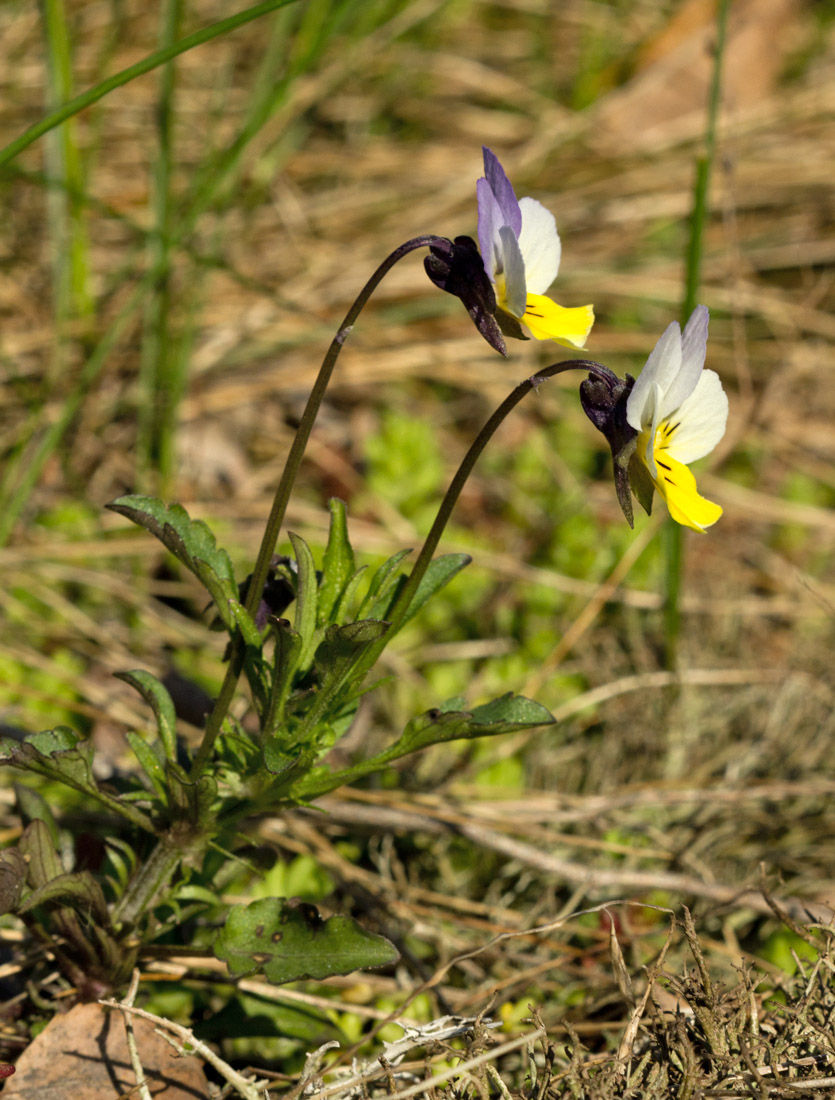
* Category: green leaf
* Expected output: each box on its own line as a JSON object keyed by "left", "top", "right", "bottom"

{"left": 262, "top": 743, "right": 316, "bottom": 785}
{"left": 0, "top": 727, "right": 97, "bottom": 794}
{"left": 0, "top": 849, "right": 27, "bottom": 915}
{"left": 317, "top": 499, "right": 356, "bottom": 626}
{"left": 214, "top": 897, "right": 399, "bottom": 983}
{"left": 374, "top": 553, "right": 471, "bottom": 628}
{"left": 106, "top": 495, "right": 238, "bottom": 627}
{"left": 396, "top": 693, "right": 556, "bottom": 753}
{"left": 126, "top": 732, "right": 167, "bottom": 799}
{"left": 115, "top": 669, "right": 177, "bottom": 761}
{"left": 14, "top": 784, "right": 60, "bottom": 848}
{"left": 165, "top": 762, "right": 218, "bottom": 827}
{"left": 294, "top": 693, "right": 555, "bottom": 801}
{"left": 297, "top": 620, "right": 390, "bottom": 742}
{"left": 18, "top": 819, "right": 63, "bottom": 889}
{"left": 265, "top": 617, "right": 304, "bottom": 735}
{"left": 19, "top": 869, "right": 109, "bottom": 925}
{"left": 194, "top": 991, "right": 345, "bottom": 1045}
{"left": 357, "top": 548, "right": 411, "bottom": 618}
{"left": 333, "top": 567, "right": 368, "bottom": 625}
{"left": 289, "top": 532, "right": 319, "bottom": 671}
{"left": 1, "top": 729, "right": 153, "bottom": 832}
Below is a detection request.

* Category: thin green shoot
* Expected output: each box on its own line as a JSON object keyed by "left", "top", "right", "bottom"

{"left": 664, "top": 0, "right": 730, "bottom": 670}
{"left": 40, "top": 0, "right": 92, "bottom": 367}
{"left": 0, "top": 0, "right": 302, "bottom": 168}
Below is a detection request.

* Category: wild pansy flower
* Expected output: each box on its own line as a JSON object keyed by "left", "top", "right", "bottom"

{"left": 580, "top": 305, "right": 728, "bottom": 531}
{"left": 477, "top": 147, "right": 594, "bottom": 349}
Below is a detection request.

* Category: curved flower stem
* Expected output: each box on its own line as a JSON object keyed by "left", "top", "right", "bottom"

{"left": 355, "top": 359, "right": 613, "bottom": 679}
{"left": 190, "top": 235, "right": 452, "bottom": 779}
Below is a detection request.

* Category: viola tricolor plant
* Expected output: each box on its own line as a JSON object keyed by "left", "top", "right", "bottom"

{"left": 0, "top": 144, "right": 728, "bottom": 1022}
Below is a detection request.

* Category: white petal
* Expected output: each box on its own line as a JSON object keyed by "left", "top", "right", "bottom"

{"left": 665, "top": 370, "right": 728, "bottom": 464}
{"left": 498, "top": 225, "right": 527, "bottom": 317}
{"left": 642, "top": 382, "right": 664, "bottom": 478}
{"left": 659, "top": 305, "right": 709, "bottom": 417}
{"left": 516, "top": 197, "right": 561, "bottom": 294}
{"left": 626, "top": 321, "right": 682, "bottom": 431}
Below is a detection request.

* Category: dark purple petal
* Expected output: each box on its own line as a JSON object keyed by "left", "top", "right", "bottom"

{"left": 579, "top": 368, "right": 640, "bottom": 526}
{"left": 482, "top": 147, "right": 522, "bottom": 236}
{"left": 425, "top": 236, "right": 507, "bottom": 356}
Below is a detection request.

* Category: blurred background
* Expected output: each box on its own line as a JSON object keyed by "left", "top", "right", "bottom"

{"left": 1, "top": 0, "right": 835, "bottom": 1038}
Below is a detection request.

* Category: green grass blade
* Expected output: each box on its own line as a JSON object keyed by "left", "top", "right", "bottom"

{"left": 0, "top": 0, "right": 302, "bottom": 168}
{"left": 664, "top": 0, "right": 730, "bottom": 670}
{"left": 40, "top": 0, "right": 92, "bottom": 367}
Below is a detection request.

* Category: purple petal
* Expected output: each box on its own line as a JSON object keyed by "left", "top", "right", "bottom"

{"left": 482, "top": 147, "right": 522, "bottom": 236}
{"left": 477, "top": 176, "right": 501, "bottom": 281}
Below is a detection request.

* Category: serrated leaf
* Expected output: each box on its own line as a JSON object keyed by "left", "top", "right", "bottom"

{"left": 107, "top": 495, "right": 238, "bottom": 627}
{"left": 115, "top": 669, "right": 177, "bottom": 761}
{"left": 0, "top": 728, "right": 97, "bottom": 795}
{"left": 214, "top": 897, "right": 399, "bottom": 983}
{"left": 318, "top": 499, "right": 356, "bottom": 626}
{"left": 227, "top": 598, "right": 263, "bottom": 649}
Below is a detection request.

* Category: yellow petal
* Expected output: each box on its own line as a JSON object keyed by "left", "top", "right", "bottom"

{"left": 521, "top": 295, "right": 594, "bottom": 348}
{"left": 651, "top": 453, "right": 722, "bottom": 532}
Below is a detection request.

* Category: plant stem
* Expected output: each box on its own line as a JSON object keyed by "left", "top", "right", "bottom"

{"left": 352, "top": 360, "right": 613, "bottom": 681}
{"left": 112, "top": 829, "right": 204, "bottom": 928}
{"left": 664, "top": 0, "right": 730, "bottom": 670}
{"left": 189, "top": 235, "right": 452, "bottom": 778}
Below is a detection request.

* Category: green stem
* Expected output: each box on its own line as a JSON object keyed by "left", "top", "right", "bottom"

{"left": 189, "top": 235, "right": 451, "bottom": 779}
{"left": 664, "top": 0, "right": 730, "bottom": 670}
{"left": 112, "top": 830, "right": 204, "bottom": 928}
{"left": 352, "top": 360, "right": 612, "bottom": 680}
